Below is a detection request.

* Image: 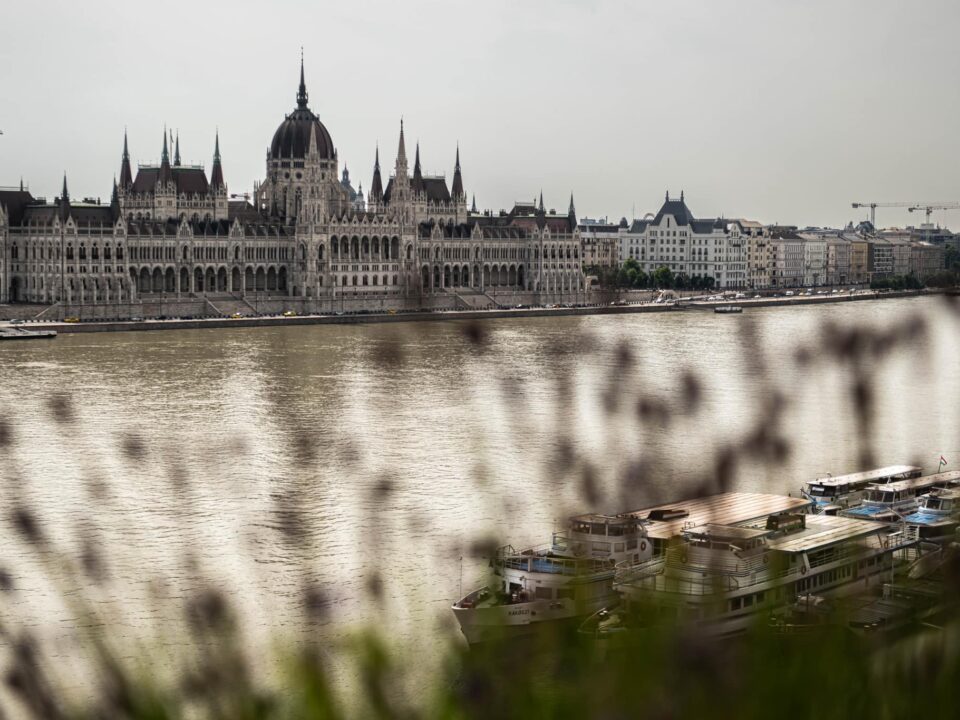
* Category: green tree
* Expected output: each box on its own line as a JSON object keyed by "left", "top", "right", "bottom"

{"left": 652, "top": 266, "right": 674, "bottom": 289}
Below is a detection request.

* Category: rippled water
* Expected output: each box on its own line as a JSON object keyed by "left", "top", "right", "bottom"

{"left": 0, "top": 296, "right": 958, "bottom": 697}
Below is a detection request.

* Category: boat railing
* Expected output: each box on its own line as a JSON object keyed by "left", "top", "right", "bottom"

{"left": 494, "top": 543, "right": 616, "bottom": 576}
{"left": 615, "top": 532, "right": 915, "bottom": 596}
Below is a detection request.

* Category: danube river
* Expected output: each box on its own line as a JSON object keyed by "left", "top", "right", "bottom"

{"left": 0, "top": 296, "right": 958, "bottom": 695}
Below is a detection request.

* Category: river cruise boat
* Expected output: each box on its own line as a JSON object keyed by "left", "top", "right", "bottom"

{"left": 840, "top": 471, "right": 960, "bottom": 523}
{"left": 714, "top": 306, "right": 743, "bottom": 314}
{"left": 583, "top": 511, "right": 919, "bottom": 639}
{"left": 452, "top": 513, "right": 652, "bottom": 644}
{"left": 901, "top": 488, "right": 960, "bottom": 541}
{"left": 801, "top": 465, "right": 922, "bottom": 515}
{"left": 452, "top": 492, "right": 810, "bottom": 643}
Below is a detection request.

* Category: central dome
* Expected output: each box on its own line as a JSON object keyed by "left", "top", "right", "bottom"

{"left": 269, "top": 60, "right": 335, "bottom": 161}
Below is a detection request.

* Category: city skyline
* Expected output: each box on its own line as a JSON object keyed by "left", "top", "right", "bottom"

{"left": 1, "top": 0, "right": 959, "bottom": 229}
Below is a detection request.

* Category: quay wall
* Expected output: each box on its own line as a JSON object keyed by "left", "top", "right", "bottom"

{"left": 0, "top": 289, "right": 934, "bottom": 335}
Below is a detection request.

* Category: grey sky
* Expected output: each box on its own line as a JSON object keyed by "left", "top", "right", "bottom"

{"left": 1, "top": 0, "right": 958, "bottom": 229}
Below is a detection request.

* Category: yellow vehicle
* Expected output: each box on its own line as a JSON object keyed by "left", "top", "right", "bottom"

{"left": 387, "top": 309, "right": 397, "bottom": 315}
{"left": 64, "top": 316, "right": 80, "bottom": 323}
{"left": 283, "top": 310, "right": 297, "bottom": 317}
{"left": 230, "top": 313, "right": 244, "bottom": 319}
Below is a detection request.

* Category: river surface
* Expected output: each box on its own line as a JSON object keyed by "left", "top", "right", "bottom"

{"left": 0, "top": 296, "right": 958, "bottom": 700}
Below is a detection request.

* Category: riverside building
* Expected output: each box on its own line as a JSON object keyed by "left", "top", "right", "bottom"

{"left": 0, "top": 60, "right": 585, "bottom": 315}
{"left": 619, "top": 193, "right": 748, "bottom": 288}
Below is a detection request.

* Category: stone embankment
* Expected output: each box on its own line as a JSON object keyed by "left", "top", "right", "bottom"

{"left": 0, "top": 289, "right": 934, "bottom": 335}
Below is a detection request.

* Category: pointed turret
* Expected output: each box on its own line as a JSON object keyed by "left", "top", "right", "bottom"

{"left": 370, "top": 145, "right": 383, "bottom": 203}
{"left": 396, "top": 119, "right": 407, "bottom": 169}
{"left": 110, "top": 176, "right": 120, "bottom": 217}
{"left": 538, "top": 191, "right": 545, "bottom": 213}
{"left": 210, "top": 130, "right": 225, "bottom": 190}
{"left": 568, "top": 193, "right": 577, "bottom": 228}
{"left": 471, "top": 194, "right": 477, "bottom": 214}
{"left": 19, "top": 177, "right": 24, "bottom": 192}
{"left": 174, "top": 131, "right": 181, "bottom": 166}
{"left": 119, "top": 130, "right": 133, "bottom": 189}
{"left": 59, "top": 173, "right": 70, "bottom": 222}
{"left": 412, "top": 142, "right": 423, "bottom": 191}
{"left": 451, "top": 145, "right": 464, "bottom": 200}
{"left": 297, "top": 50, "right": 309, "bottom": 109}
{"left": 159, "top": 127, "right": 173, "bottom": 185}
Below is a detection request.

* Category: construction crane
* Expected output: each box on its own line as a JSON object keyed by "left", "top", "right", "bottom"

{"left": 908, "top": 202, "right": 960, "bottom": 225}
{"left": 850, "top": 202, "right": 918, "bottom": 226}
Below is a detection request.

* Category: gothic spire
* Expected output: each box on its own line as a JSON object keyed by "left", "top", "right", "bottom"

{"left": 471, "top": 194, "right": 477, "bottom": 213}
{"left": 568, "top": 193, "right": 577, "bottom": 228}
{"left": 412, "top": 142, "right": 423, "bottom": 190}
{"left": 210, "top": 130, "right": 225, "bottom": 190}
{"left": 297, "top": 49, "right": 309, "bottom": 109}
{"left": 370, "top": 144, "right": 383, "bottom": 203}
{"left": 451, "top": 144, "right": 464, "bottom": 200}
{"left": 174, "top": 131, "right": 181, "bottom": 166}
{"left": 159, "top": 126, "right": 173, "bottom": 185}
{"left": 396, "top": 118, "right": 407, "bottom": 168}
{"left": 59, "top": 173, "right": 70, "bottom": 222}
{"left": 538, "top": 191, "right": 545, "bottom": 213}
{"left": 119, "top": 129, "right": 133, "bottom": 189}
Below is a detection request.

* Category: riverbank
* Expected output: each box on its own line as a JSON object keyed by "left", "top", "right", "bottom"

{"left": 0, "top": 289, "right": 936, "bottom": 335}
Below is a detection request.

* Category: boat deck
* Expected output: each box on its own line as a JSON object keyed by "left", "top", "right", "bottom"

{"left": 627, "top": 493, "right": 811, "bottom": 541}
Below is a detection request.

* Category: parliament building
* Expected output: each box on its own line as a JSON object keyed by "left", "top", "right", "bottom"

{"left": 0, "top": 60, "right": 585, "bottom": 315}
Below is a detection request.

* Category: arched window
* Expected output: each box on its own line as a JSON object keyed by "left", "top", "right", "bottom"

{"left": 117, "top": 244, "right": 124, "bottom": 260}
{"left": 66, "top": 244, "right": 74, "bottom": 260}
{"left": 352, "top": 275, "right": 358, "bottom": 286}
{"left": 372, "top": 275, "right": 378, "bottom": 286}
{"left": 392, "top": 275, "right": 398, "bottom": 285}
{"left": 79, "top": 245, "right": 87, "bottom": 260}
{"left": 92, "top": 245, "right": 99, "bottom": 260}
{"left": 105, "top": 245, "right": 112, "bottom": 260}
{"left": 362, "top": 275, "right": 369, "bottom": 286}
{"left": 318, "top": 244, "right": 325, "bottom": 261}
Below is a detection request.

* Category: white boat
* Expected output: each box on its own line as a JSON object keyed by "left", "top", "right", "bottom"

{"left": 841, "top": 471, "right": 960, "bottom": 523}
{"left": 452, "top": 492, "right": 811, "bottom": 643}
{"left": 801, "top": 465, "right": 922, "bottom": 515}
{"left": 585, "top": 512, "right": 920, "bottom": 639}
{"left": 901, "top": 488, "right": 960, "bottom": 541}
{"left": 714, "top": 305, "right": 742, "bottom": 314}
{"left": 452, "top": 513, "right": 652, "bottom": 644}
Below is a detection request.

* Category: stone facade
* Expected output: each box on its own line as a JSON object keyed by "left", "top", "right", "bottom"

{"left": 0, "top": 61, "right": 585, "bottom": 313}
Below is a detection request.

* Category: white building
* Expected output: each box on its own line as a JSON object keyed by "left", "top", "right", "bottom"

{"left": 618, "top": 193, "right": 747, "bottom": 288}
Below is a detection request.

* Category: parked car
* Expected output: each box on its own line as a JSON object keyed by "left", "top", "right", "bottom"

{"left": 64, "top": 317, "right": 80, "bottom": 323}
{"left": 282, "top": 310, "right": 297, "bottom": 317}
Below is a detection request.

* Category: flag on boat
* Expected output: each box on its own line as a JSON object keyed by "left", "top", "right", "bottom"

{"left": 941, "top": 456, "right": 949, "bottom": 466}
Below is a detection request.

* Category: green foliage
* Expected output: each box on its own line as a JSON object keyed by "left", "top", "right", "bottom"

{"left": 870, "top": 274, "right": 923, "bottom": 291}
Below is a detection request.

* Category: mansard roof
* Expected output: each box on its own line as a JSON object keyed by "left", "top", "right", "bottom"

{"left": 0, "top": 189, "right": 36, "bottom": 225}
{"left": 131, "top": 166, "right": 210, "bottom": 195}
{"left": 652, "top": 197, "right": 696, "bottom": 226}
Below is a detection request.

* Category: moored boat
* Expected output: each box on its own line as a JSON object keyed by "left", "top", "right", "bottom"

{"left": 840, "top": 471, "right": 960, "bottom": 523}
{"left": 583, "top": 511, "right": 920, "bottom": 640}
{"left": 452, "top": 513, "right": 651, "bottom": 644}
{"left": 801, "top": 465, "right": 922, "bottom": 515}
{"left": 901, "top": 488, "right": 960, "bottom": 541}
{"left": 714, "top": 306, "right": 742, "bottom": 314}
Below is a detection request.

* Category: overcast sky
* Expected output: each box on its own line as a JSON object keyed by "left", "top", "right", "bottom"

{"left": 1, "top": 0, "right": 958, "bottom": 229}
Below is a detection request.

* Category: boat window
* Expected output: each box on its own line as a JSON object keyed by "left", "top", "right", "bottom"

{"left": 730, "top": 597, "right": 742, "bottom": 611}
{"left": 808, "top": 485, "right": 834, "bottom": 498}
{"left": 535, "top": 587, "right": 552, "bottom": 600}
{"left": 615, "top": 543, "right": 625, "bottom": 553}
{"left": 557, "top": 588, "right": 574, "bottom": 601}
{"left": 743, "top": 595, "right": 754, "bottom": 608}
{"left": 927, "top": 498, "right": 942, "bottom": 510}
{"left": 626, "top": 538, "right": 637, "bottom": 550}
{"left": 592, "top": 542, "right": 611, "bottom": 553}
